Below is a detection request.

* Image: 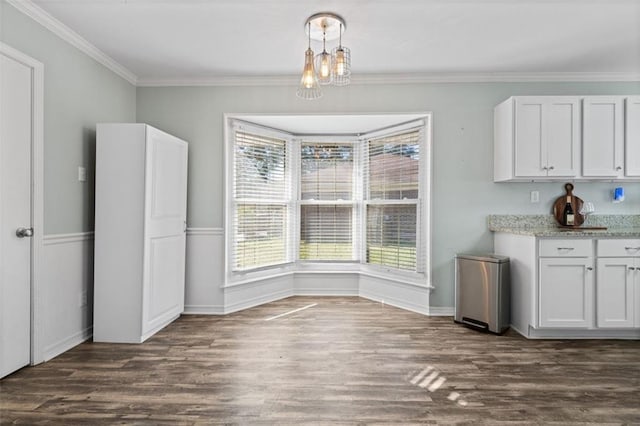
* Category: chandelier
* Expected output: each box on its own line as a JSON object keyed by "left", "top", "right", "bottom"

{"left": 296, "top": 13, "right": 351, "bottom": 100}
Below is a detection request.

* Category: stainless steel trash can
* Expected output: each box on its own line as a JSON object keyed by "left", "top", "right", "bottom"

{"left": 455, "top": 254, "right": 510, "bottom": 334}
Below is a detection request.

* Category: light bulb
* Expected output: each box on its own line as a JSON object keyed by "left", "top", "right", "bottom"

{"left": 302, "top": 48, "right": 317, "bottom": 88}
{"left": 335, "top": 48, "right": 346, "bottom": 76}
{"left": 320, "top": 53, "right": 331, "bottom": 78}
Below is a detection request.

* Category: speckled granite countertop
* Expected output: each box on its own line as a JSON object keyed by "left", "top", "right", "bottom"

{"left": 488, "top": 215, "right": 640, "bottom": 238}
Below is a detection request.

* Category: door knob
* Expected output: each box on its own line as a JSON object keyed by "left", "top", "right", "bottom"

{"left": 16, "top": 227, "right": 34, "bottom": 238}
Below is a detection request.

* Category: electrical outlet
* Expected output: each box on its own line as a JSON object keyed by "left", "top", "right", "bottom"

{"left": 78, "top": 166, "right": 87, "bottom": 182}
{"left": 530, "top": 190, "right": 540, "bottom": 203}
{"left": 79, "top": 290, "right": 87, "bottom": 307}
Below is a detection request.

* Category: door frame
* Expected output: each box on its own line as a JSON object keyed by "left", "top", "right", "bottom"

{"left": 1, "top": 42, "right": 44, "bottom": 365}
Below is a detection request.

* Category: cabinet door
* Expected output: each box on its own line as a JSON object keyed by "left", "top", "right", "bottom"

{"left": 539, "top": 258, "right": 593, "bottom": 328}
{"left": 514, "top": 98, "right": 546, "bottom": 177}
{"left": 546, "top": 98, "right": 579, "bottom": 177}
{"left": 583, "top": 97, "right": 624, "bottom": 177}
{"left": 142, "top": 127, "right": 188, "bottom": 335}
{"left": 625, "top": 97, "right": 640, "bottom": 177}
{"left": 596, "top": 258, "right": 634, "bottom": 328}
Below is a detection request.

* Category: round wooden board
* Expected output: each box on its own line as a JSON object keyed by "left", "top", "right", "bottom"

{"left": 552, "top": 183, "right": 585, "bottom": 227}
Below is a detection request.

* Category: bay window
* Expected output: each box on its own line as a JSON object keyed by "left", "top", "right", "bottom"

{"left": 227, "top": 116, "right": 429, "bottom": 282}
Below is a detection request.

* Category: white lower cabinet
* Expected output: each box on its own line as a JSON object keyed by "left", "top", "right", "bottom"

{"left": 596, "top": 258, "right": 636, "bottom": 328}
{"left": 595, "top": 239, "right": 640, "bottom": 329}
{"left": 494, "top": 233, "right": 640, "bottom": 338}
{"left": 539, "top": 257, "right": 593, "bottom": 328}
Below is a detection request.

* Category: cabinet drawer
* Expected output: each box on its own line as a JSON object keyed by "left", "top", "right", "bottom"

{"left": 539, "top": 239, "right": 593, "bottom": 257}
{"left": 597, "top": 239, "right": 640, "bottom": 257}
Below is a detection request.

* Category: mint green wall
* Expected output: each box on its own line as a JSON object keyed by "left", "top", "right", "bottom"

{"left": 137, "top": 82, "right": 640, "bottom": 307}
{"left": 1, "top": 2, "right": 136, "bottom": 234}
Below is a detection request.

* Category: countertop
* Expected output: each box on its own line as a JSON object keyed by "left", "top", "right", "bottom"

{"left": 488, "top": 215, "right": 640, "bottom": 238}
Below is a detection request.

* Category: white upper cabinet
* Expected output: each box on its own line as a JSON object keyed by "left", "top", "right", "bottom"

{"left": 582, "top": 96, "right": 624, "bottom": 177}
{"left": 494, "top": 95, "right": 638, "bottom": 182}
{"left": 495, "top": 96, "right": 579, "bottom": 181}
{"left": 625, "top": 96, "right": 640, "bottom": 177}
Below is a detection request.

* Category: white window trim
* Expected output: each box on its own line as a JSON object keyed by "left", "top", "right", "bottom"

{"left": 224, "top": 113, "right": 432, "bottom": 289}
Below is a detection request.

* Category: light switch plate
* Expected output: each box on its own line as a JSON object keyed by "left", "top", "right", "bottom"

{"left": 78, "top": 166, "right": 87, "bottom": 182}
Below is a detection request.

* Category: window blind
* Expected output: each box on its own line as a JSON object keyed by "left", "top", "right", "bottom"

{"left": 299, "top": 142, "right": 356, "bottom": 261}
{"left": 300, "top": 205, "right": 354, "bottom": 261}
{"left": 365, "top": 127, "right": 422, "bottom": 272}
{"left": 366, "top": 204, "right": 417, "bottom": 271}
{"left": 301, "top": 143, "right": 354, "bottom": 201}
{"left": 232, "top": 129, "right": 290, "bottom": 271}
{"left": 367, "top": 130, "right": 420, "bottom": 200}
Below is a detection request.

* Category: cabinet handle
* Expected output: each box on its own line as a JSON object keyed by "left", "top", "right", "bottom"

{"left": 616, "top": 166, "right": 622, "bottom": 171}
{"left": 548, "top": 166, "right": 554, "bottom": 170}
{"left": 586, "top": 267, "right": 593, "bottom": 271}
{"left": 625, "top": 247, "right": 640, "bottom": 251}
{"left": 541, "top": 166, "right": 548, "bottom": 171}
{"left": 629, "top": 267, "right": 636, "bottom": 271}
{"left": 557, "top": 247, "right": 575, "bottom": 251}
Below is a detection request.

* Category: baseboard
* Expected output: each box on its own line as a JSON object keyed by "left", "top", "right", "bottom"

{"left": 359, "top": 290, "right": 430, "bottom": 316}
{"left": 224, "top": 288, "right": 294, "bottom": 314}
{"left": 183, "top": 305, "right": 225, "bottom": 315}
{"left": 294, "top": 289, "right": 359, "bottom": 296}
{"left": 42, "top": 326, "right": 92, "bottom": 362}
{"left": 527, "top": 326, "right": 640, "bottom": 340}
{"left": 428, "top": 306, "right": 454, "bottom": 316}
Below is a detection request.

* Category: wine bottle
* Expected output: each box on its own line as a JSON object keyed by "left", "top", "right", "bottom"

{"left": 563, "top": 196, "right": 575, "bottom": 226}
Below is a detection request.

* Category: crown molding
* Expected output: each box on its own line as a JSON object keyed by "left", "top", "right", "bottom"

{"left": 7, "top": 0, "right": 138, "bottom": 85}
{"left": 136, "top": 75, "right": 299, "bottom": 87}
{"left": 137, "top": 71, "right": 640, "bottom": 87}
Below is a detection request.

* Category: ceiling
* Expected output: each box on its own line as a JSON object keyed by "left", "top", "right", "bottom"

{"left": 25, "top": 0, "right": 640, "bottom": 84}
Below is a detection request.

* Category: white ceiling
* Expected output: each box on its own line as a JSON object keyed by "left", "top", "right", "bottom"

{"left": 27, "top": 0, "right": 640, "bottom": 84}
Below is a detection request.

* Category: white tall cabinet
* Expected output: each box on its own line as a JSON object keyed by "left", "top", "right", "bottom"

{"left": 94, "top": 124, "right": 188, "bottom": 343}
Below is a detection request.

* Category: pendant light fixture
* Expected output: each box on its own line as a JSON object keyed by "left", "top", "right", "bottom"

{"left": 296, "top": 22, "right": 322, "bottom": 100}
{"left": 315, "top": 26, "right": 333, "bottom": 85}
{"left": 296, "top": 13, "right": 350, "bottom": 100}
{"left": 331, "top": 23, "right": 351, "bottom": 86}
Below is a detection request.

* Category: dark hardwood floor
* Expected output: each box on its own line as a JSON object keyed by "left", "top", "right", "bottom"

{"left": 1, "top": 296, "right": 639, "bottom": 425}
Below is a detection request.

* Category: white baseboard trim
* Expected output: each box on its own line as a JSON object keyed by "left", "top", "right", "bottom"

{"left": 43, "top": 231, "right": 94, "bottom": 245}
{"left": 294, "top": 289, "right": 359, "bottom": 296}
{"left": 183, "top": 305, "right": 225, "bottom": 315}
{"left": 224, "top": 288, "right": 294, "bottom": 315}
{"left": 43, "top": 326, "right": 92, "bottom": 362}
{"left": 359, "top": 290, "right": 430, "bottom": 316}
{"left": 428, "top": 306, "right": 454, "bottom": 316}
{"left": 526, "top": 326, "right": 640, "bottom": 340}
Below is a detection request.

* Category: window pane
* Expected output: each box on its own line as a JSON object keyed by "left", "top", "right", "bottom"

{"left": 368, "top": 130, "right": 420, "bottom": 200}
{"left": 233, "top": 204, "right": 287, "bottom": 271}
{"left": 235, "top": 131, "right": 287, "bottom": 200}
{"left": 366, "top": 204, "right": 417, "bottom": 271}
{"left": 300, "top": 205, "right": 354, "bottom": 261}
{"left": 301, "top": 143, "right": 353, "bottom": 200}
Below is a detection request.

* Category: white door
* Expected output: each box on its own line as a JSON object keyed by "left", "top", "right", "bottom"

{"left": 539, "top": 258, "right": 594, "bottom": 328}
{"left": 625, "top": 97, "right": 640, "bottom": 177}
{"left": 582, "top": 96, "right": 624, "bottom": 177}
{"left": 514, "top": 98, "right": 546, "bottom": 177}
{"left": 142, "top": 127, "right": 188, "bottom": 336}
{"left": 546, "top": 98, "right": 579, "bottom": 177}
{"left": 0, "top": 52, "right": 33, "bottom": 378}
{"left": 596, "top": 258, "right": 635, "bottom": 328}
